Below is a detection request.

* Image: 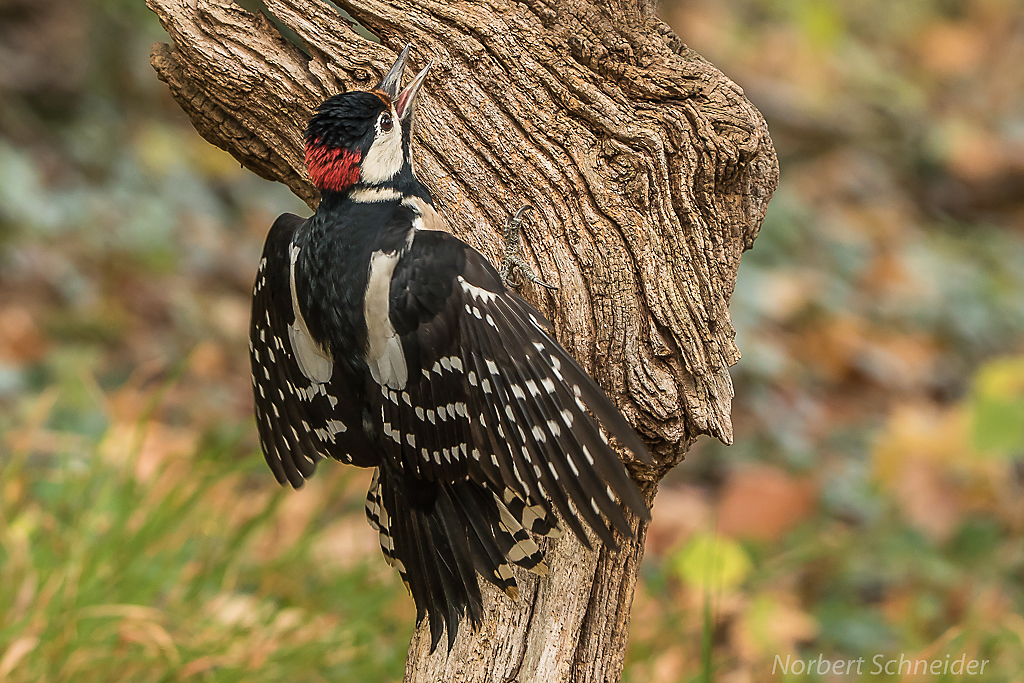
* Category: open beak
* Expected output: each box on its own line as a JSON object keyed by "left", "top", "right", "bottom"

{"left": 395, "top": 62, "right": 431, "bottom": 121}
{"left": 378, "top": 44, "right": 411, "bottom": 100}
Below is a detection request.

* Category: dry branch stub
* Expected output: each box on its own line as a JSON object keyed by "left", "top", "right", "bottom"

{"left": 147, "top": 0, "right": 777, "bottom": 680}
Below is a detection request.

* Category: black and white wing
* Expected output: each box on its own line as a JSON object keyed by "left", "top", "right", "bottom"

{"left": 249, "top": 213, "right": 378, "bottom": 487}
{"left": 388, "top": 232, "right": 650, "bottom": 540}
{"left": 365, "top": 227, "right": 652, "bottom": 647}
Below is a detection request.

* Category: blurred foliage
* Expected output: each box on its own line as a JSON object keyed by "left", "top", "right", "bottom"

{"left": 1, "top": 0, "right": 1024, "bottom": 681}
{"left": 0, "top": 384, "right": 410, "bottom": 682}
{"left": 0, "top": 0, "right": 407, "bottom": 680}
{"left": 970, "top": 356, "right": 1024, "bottom": 456}
{"left": 674, "top": 533, "right": 754, "bottom": 593}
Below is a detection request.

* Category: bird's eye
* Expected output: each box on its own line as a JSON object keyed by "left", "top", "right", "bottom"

{"left": 380, "top": 112, "right": 394, "bottom": 132}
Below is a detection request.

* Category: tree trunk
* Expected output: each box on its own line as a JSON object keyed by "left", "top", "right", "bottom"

{"left": 146, "top": 0, "right": 777, "bottom": 680}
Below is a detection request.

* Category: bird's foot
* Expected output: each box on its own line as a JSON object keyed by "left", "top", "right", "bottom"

{"left": 499, "top": 205, "right": 557, "bottom": 291}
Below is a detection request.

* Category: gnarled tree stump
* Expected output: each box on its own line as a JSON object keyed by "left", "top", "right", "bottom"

{"left": 146, "top": 0, "right": 777, "bottom": 679}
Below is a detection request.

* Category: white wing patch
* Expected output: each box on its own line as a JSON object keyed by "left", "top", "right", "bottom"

{"left": 365, "top": 249, "right": 407, "bottom": 389}
{"left": 457, "top": 275, "right": 498, "bottom": 303}
{"left": 289, "top": 244, "right": 333, "bottom": 383}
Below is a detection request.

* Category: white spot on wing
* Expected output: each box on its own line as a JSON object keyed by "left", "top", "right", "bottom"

{"left": 457, "top": 276, "right": 498, "bottom": 303}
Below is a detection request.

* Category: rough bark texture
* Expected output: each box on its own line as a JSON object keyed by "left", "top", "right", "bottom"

{"left": 146, "top": 0, "right": 777, "bottom": 679}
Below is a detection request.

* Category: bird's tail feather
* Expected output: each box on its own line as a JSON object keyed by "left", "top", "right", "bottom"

{"left": 368, "top": 466, "right": 549, "bottom": 651}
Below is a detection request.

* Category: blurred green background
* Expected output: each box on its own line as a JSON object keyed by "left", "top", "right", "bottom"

{"left": 1, "top": 0, "right": 1023, "bottom": 681}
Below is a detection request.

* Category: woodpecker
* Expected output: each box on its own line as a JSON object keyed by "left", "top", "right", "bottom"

{"left": 249, "top": 45, "right": 652, "bottom": 651}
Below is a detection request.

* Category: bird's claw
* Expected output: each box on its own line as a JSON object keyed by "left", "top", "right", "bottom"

{"left": 499, "top": 205, "right": 558, "bottom": 291}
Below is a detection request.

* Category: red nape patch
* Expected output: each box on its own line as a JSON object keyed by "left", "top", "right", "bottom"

{"left": 305, "top": 139, "right": 361, "bottom": 192}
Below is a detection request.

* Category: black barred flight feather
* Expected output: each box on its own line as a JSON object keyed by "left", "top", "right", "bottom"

{"left": 251, "top": 51, "right": 653, "bottom": 653}
{"left": 381, "top": 238, "right": 651, "bottom": 550}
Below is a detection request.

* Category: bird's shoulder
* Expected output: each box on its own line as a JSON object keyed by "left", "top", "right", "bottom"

{"left": 265, "top": 212, "right": 307, "bottom": 253}
{"left": 389, "top": 226, "right": 518, "bottom": 334}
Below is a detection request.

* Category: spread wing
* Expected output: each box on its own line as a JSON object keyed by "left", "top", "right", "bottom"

{"left": 377, "top": 229, "right": 652, "bottom": 548}
{"left": 249, "top": 213, "right": 378, "bottom": 487}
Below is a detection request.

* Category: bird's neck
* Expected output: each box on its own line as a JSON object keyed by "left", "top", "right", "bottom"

{"left": 315, "top": 176, "right": 432, "bottom": 215}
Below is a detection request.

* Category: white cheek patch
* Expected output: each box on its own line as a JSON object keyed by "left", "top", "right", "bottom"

{"left": 365, "top": 249, "right": 407, "bottom": 389}
{"left": 361, "top": 108, "right": 404, "bottom": 184}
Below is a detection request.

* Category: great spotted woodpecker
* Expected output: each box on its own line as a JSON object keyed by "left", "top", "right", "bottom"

{"left": 249, "top": 45, "right": 652, "bottom": 651}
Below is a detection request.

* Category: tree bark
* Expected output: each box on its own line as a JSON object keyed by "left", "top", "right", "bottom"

{"left": 146, "top": 0, "right": 777, "bottom": 680}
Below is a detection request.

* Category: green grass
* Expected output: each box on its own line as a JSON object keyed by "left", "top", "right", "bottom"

{"left": 0, "top": 398, "right": 411, "bottom": 682}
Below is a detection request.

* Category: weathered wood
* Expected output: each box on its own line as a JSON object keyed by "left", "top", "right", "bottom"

{"left": 146, "top": 0, "right": 777, "bottom": 679}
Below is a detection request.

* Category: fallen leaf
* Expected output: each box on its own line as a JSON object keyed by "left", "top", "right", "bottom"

{"left": 0, "top": 306, "right": 47, "bottom": 364}
{"left": 717, "top": 465, "right": 816, "bottom": 542}
{"left": 936, "top": 118, "right": 1006, "bottom": 182}
{"left": 189, "top": 341, "right": 227, "bottom": 380}
{"left": 873, "top": 404, "right": 969, "bottom": 540}
{"left": 917, "top": 21, "right": 987, "bottom": 77}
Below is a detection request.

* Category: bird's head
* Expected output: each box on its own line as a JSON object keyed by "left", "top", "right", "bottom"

{"left": 304, "top": 45, "right": 430, "bottom": 195}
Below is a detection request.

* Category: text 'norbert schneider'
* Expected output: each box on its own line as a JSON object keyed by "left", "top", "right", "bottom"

{"left": 773, "top": 653, "right": 990, "bottom": 676}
